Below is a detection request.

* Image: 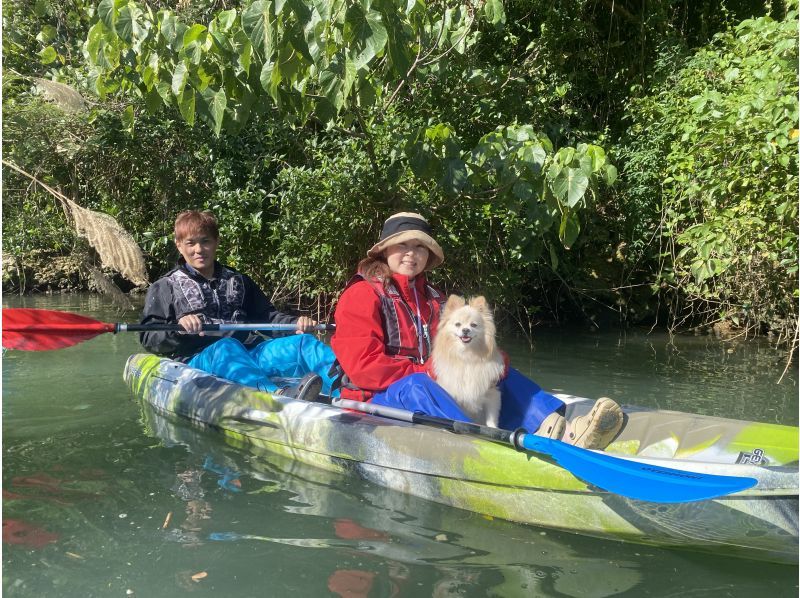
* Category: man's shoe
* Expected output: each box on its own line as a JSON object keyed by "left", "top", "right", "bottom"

{"left": 278, "top": 373, "right": 322, "bottom": 402}
{"left": 535, "top": 412, "right": 566, "bottom": 439}
{"left": 563, "top": 397, "right": 623, "bottom": 450}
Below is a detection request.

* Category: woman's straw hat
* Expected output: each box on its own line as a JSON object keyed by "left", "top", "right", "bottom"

{"left": 367, "top": 212, "right": 444, "bottom": 270}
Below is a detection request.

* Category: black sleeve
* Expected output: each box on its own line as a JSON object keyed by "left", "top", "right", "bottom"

{"left": 138, "top": 278, "right": 216, "bottom": 358}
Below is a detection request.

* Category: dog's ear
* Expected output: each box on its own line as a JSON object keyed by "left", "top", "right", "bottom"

{"left": 444, "top": 295, "right": 466, "bottom": 314}
{"left": 469, "top": 296, "right": 490, "bottom": 312}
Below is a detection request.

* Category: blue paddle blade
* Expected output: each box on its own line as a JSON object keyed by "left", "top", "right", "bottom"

{"left": 519, "top": 434, "right": 758, "bottom": 503}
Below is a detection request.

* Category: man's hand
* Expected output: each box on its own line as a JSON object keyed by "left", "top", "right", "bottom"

{"left": 178, "top": 315, "right": 228, "bottom": 336}
{"left": 295, "top": 316, "right": 317, "bottom": 333}
{"left": 178, "top": 314, "right": 205, "bottom": 335}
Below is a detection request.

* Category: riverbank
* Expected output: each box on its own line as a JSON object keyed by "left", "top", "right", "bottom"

{"left": 6, "top": 250, "right": 795, "bottom": 358}
{"left": 2, "top": 250, "right": 144, "bottom": 297}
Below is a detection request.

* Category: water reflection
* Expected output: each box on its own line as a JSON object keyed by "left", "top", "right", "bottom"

{"left": 143, "top": 404, "right": 646, "bottom": 597}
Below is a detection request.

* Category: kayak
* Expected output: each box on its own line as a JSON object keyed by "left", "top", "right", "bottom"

{"left": 123, "top": 353, "right": 799, "bottom": 563}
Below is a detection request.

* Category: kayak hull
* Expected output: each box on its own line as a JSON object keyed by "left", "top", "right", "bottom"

{"left": 124, "top": 353, "right": 799, "bottom": 563}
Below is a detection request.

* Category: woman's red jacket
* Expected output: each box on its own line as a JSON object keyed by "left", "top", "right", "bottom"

{"left": 331, "top": 273, "right": 442, "bottom": 401}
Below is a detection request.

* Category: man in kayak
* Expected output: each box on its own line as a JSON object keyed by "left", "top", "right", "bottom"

{"left": 331, "top": 211, "right": 624, "bottom": 449}
{"left": 139, "top": 209, "right": 335, "bottom": 400}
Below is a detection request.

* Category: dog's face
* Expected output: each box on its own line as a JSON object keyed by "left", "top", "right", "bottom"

{"left": 436, "top": 295, "right": 496, "bottom": 355}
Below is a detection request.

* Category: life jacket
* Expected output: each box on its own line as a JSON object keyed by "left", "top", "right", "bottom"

{"left": 332, "top": 274, "right": 445, "bottom": 399}
{"left": 347, "top": 273, "right": 445, "bottom": 364}
{"left": 168, "top": 265, "right": 246, "bottom": 322}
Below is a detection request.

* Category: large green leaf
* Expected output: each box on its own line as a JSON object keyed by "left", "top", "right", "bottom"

{"left": 85, "top": 22, "right": 105, "bottom": 63}
{"left": 553, "top": 167, "right": 589, "bottom": 208}
{"left": 310, "top": 0, "right": 331, "bottom": 21}
{"left": 215, "top": 9, "right": 237, "bottom": 32}
{"left": 303, "top": 17, "right": 325, "bottom": 64}
{"left": 384, "top": 10, "right": 412, "bottom": 76}
{"left": 549, "top": 243, "right": 559, "bottom": 270}
{"left": 442, "top": 158, "right": 468, "bottom": 196}
{"left": 448, "top": 6, "right": 471, "bottom": 53}
{"left": 314, "top": 97, "right": 337, "bottom": 124}
{"left": 38, "top": 46, "right": 58, "bottom": 64}
{"left": 357, "top": 75, "right": 376, "bottom": 107}
{"left": 206, "top": 88, "right": 227, "bottom": 136}
{"left": 182, "top": 24, "right": 208, "bottom": 64}
{"left": 141, "top": 65, "right": 156, "bottom": 90}
{"left": 116, "top": 3, "right": 144, "bottom": 44}
{"left": 512, "top": 180, "right": 535, "bottom": 201}
{"left": 183, "top": 24, "right": 207, "bottom": 48}
{"left": 517, "top": 143, "right": 547, "bottom": 175}
{"left": 286, "top": 0, "right": 312, "bottom": 22}
{"left": 345, "top": 6, "right": 388, "bottom": 70}
{"left": 144, "top": 87, "right": 163, "bottom": 113}
{"left": 155, "top": 80, "right": 172, "bottom": 102}
{"left": 172, "top": 62, "right": 189, "bottom": 96}
{"left": 319, "top": 55, "right": 357, "bottom": 111}
{"left": 121, "top": 104, "right": 135, "bottom": 133}
{"left": 160, "top": 12, "right": 178, "bottom": 45}
{"left": 604, "top": 164, "right": 618, "bottom": 186}
{"left": 275, "top": 45, "right": 303, "bottom": 85}
{"left": 242, "top": 0, "right": 274, "bottom": 60}
{"left": 585, "top": 145, "right": 606, "bottom": 172}
{"left": 559, "top": 211, "right": 581, "bottom": 249}
{"left": 177, "top": 88, "right": 195, "bottom": 126}
{"left": 284, "top": 20, "right": 314, "bottom": 64}
{"left": 36, "top": 25, "right": 57, "bottom": 43}
{"left": 97, "top": 0, "right": 117, "bottom": 29}
{"left": 483, "top": 0, "right": 506, "bottom": 26}
{"left": 259, "top": 60, "right": 279, "bottom": 100}
{"left": 231, "top": 29, "right": 253, "bottom": 74}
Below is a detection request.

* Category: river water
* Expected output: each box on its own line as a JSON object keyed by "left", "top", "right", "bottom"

{"left": 3, "top": 294, "right": 798, "bottom": 597}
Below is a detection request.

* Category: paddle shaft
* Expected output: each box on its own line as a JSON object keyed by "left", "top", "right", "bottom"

{"left": 332, "top": 398, "right": 520, "bottom": 444}
{"left": 117, "top": 322, "right": 334, "bottom": 332}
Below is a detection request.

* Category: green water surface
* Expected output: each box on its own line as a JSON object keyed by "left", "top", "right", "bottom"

{"left": 3, "top": 294, "right": 798, "bottom": 597}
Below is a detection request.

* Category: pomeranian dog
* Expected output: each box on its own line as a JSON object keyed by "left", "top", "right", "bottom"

{"left": 430, "top": 295, "right": 505, "bottom": 427}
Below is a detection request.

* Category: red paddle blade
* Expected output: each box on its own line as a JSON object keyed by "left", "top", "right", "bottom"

{"left": 2, "top": 308, "right": 115, "bottom": 351}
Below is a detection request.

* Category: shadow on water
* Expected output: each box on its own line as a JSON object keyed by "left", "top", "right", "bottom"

{"left": 3, "top": 294, "right": 798, "bottom": 597}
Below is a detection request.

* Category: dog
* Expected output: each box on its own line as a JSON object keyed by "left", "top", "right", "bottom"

{"left": 430, "top": 295, "right": 505, "bottom": 427}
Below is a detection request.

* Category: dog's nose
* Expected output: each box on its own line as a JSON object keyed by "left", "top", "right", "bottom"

{"left": 462, "top": 328, "right": 470, "bottom": 335}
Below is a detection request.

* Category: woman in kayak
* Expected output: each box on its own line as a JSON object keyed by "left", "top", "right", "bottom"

{"left": 331, "top": 211, "right": 623, "bottom": 449}
{"left": 139, "top": 209, "right": 334, "bottom": 400}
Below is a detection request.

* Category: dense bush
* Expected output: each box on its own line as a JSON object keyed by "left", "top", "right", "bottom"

{"left": 618, "top": 10, "right": 798, "bottom": 339}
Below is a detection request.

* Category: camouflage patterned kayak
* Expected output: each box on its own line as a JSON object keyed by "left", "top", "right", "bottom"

{"left": 123, "top": 353, "right": 799, "bottom": 563}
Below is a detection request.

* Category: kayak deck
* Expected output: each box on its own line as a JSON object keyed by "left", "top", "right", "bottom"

{"left": 124, "top": 353, "right": 799, "bottom": 563}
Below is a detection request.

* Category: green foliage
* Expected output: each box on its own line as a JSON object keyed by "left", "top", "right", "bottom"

{"left": 83, "top": 0, "right": 501, "bottom": 132}
{"left": 621, "top": 9, "right": 798, "bottom": 335}
{"left": 266, "top": 136, "right": 380, "bottom": 300}
{"left": 79, "top": 0, "right": 618, "bottom": 270}
{"left": 405, "top": 122, "right": 615, "bottom": 259}
{"left": 3, "top": 0, "right": 95, "bottom": 80}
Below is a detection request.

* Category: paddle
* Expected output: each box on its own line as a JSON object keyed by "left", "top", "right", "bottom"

{"left": 2, "top": 308, "right": 334, "bottom": 351}
{"left": 303, "top": 398, "right": 756, "bottom": 504}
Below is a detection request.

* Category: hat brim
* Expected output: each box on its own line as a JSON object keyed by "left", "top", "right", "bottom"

{"left": 367, "top": 230, "right": 444, "bottom": 270}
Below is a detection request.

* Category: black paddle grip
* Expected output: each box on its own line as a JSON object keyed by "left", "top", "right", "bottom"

{"left": 410, "top": 412, "right": 515, "bottom": 444}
